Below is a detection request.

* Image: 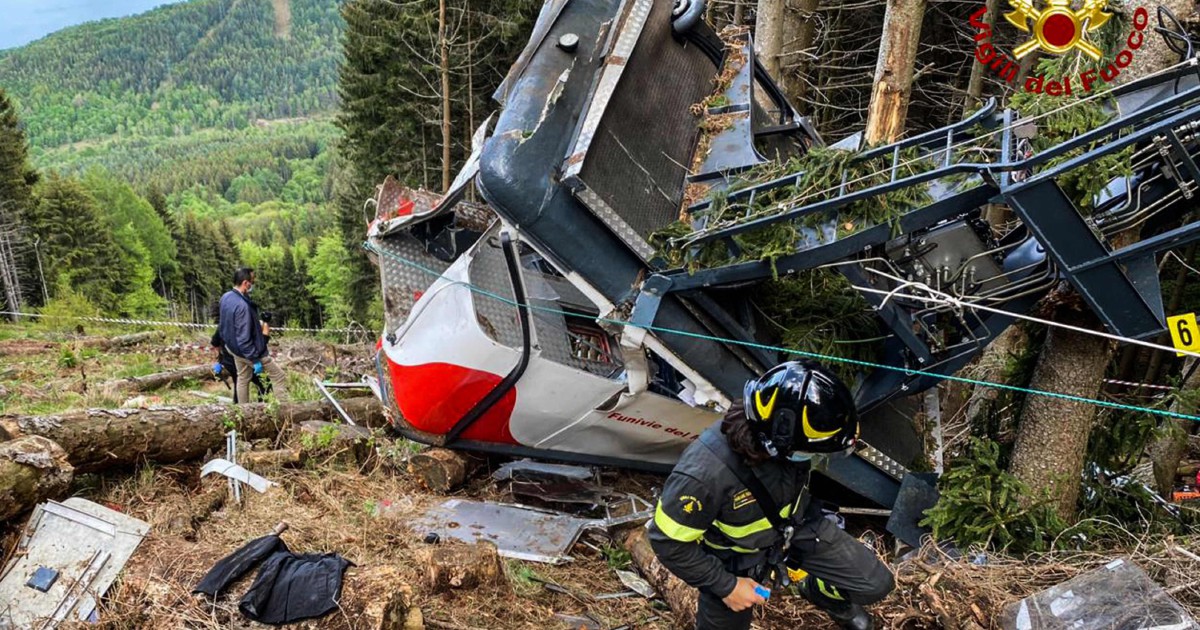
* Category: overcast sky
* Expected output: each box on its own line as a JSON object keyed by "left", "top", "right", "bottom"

{"left": 1, "top": 0, "right": 184, "bottom": 50}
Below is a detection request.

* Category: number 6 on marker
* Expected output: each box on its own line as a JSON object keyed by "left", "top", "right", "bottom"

{"left": 1168, "top": 313, "right": 1200, "bottom": 357}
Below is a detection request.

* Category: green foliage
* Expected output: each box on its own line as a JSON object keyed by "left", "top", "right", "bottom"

{"left": 922, "top": 438, "right": 1066, "bottom": 553}
{"left": 600, "top": 544, "right": 632, "bottom": 570}
{"left": 505, "top": 560, "right": 542, "bottom": 595}
{"left": 300, "top": 424, "right": 341, "bottom": 450}
{"left": 57, "top": 346, "right": 78, "bottom": 369}
{"left": 307, "top": 231, "right": 355, "bottom": 327}
{"left": 36, "top": 278, "right": 101, "bottom": 333}
{"left": 653, "top": 146, "right": 934, "bottom": 272}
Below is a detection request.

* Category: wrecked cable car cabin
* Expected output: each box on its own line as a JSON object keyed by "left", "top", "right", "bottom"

{"left": 366, "top": 0, "right": 1200, "bottom": 511}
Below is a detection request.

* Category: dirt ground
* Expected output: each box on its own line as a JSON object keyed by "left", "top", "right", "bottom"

{"left": 5, "top": 324, "right": 1200, "bottom": 629}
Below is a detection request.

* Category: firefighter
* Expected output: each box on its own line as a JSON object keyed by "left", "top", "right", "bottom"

{"left": 648, "top": 361, "right": 893, "bottom": 630}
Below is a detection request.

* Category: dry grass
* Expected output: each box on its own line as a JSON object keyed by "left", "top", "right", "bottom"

{"left": 76, "top": 456, "right": 671, "bottom": 630}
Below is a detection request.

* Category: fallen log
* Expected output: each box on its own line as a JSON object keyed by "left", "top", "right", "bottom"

{"left": 621, "top": 526, "right": 697, "bottom": 629}
{"left": 421, "top": 541, "right": 502, "bottom": 593}
{"left": 0, "top": 435, "right": 74, "bottom": 521}
{"left": 408, "top": 448, "right": 479, "bottom": 493}
{"left": 101, "top": 364, "right": 214, "bottom": 394}
{"left": 0, "top": 397, "right": 385, "bottom": 473}
{"left": 98, "top": 330, "right": 165, "bottom": 349}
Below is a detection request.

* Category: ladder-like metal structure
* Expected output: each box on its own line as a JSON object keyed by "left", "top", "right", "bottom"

{"left": 636, "top": 58, "right": 1200, "bottom": 410}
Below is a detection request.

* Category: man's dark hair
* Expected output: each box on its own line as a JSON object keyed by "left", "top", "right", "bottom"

{"left": 721, "top": 402, "right": 771, "bottom": 464}
{"left": 233, "top": 267, "right": 255, "bottom": 287}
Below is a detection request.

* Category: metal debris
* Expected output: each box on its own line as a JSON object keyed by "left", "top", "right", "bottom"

{"left": 1001, "top": 557, "right": 1199, "bottom": 629}
{"left": 200, "top": 458, "right": 274, "bottom": 494}
{"left": 614, "top": 569, "right": 655, "bottom": 598}
{"left": 0, "top": 499, "right": 150, "bottom": 628}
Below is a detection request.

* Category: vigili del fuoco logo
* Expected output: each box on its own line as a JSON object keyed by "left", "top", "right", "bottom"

{"left": 971, "top": 0, "right": 1150, "bottom": 95}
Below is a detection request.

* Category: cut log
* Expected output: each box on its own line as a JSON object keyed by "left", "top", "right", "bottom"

{"left": 101, "top": 364, "right": 214, "bottom": 394}
{"left": 408, "top": 448, "right": 478, "bottom": 493}
{"left": 422, "top": 541, "right": 501, "bottom": 593}
{"left": 0, "top": 435, "right": 74, "bottom": 521}
{"left": 241, "top": 447, "right": 305, "bottom": 469}
{"left": 621, "top": 526, "right": 697, "bottom": 629}
{"left": 0, "top": 397, "right": 385, "bottom": 473}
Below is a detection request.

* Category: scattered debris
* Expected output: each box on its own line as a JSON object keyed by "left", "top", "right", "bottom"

{"left": 200, "top": 458, "right": 274, "bottom": 494}
{"left": 614, "top": 569, "right": 655, "bottom": 599}
{"left": 1002, "top": 557, "right": 1199, "bottom": 629}
{"left": 494, "top": 460, "right": 606, "bottom": 509}
{"left": 410, "top": 499, "right": 602, "bottom": 564}
{"left": 0, "top": 498, "right": 150, "bottom": 628}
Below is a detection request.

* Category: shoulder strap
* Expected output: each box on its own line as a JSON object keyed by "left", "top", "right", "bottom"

{"left": 698, "top": 429, "right": 785, "bottom": 532}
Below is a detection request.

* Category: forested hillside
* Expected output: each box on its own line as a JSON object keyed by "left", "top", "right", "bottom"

{"left": 0, "top": 0, "right": 540, "bottom": 332}
{"left": 0, "top": 0, "right": 341, "bottom": 148}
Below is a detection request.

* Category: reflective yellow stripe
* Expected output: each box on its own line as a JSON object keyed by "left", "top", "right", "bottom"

{"left": 702, "top": 539, "right": 760, "bottom": 554}
{"left": 712, "top": 504, "right": 793, "bottom": 539}
{"left": 816, "top": 578, "right": 844, "bottom": 601}
{"left": 654, "top": 502, "right": 705, "bottom": 543}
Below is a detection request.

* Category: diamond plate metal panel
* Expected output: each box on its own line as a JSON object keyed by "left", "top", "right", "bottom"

{"left": 468, "top": 230, "right": 618, "bottom": 376}
{"left": 377, "top": 233, "right": 451, "bottom": 335}
{"left": 572, "top": 0, "right": 716, "bottom": 262}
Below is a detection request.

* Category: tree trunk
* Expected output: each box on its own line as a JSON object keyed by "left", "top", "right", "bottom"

{"left": 754, "top": 0, "right": 786, "bottom": 80}
{"left": 439, "top": 0, "right": 452, "bottom": 192}
{"left": 785, "top": 0, "right": 820, "bottom": 109}
{"left": 408, "top": 447, "right": 478, "bottom": 493}
{"left": 1146, "top": 358, "right": 1200, "bottom": 496}
{"left": 864, "top": 0, "right": 927, "bottom": 145}
{"left": 0, "top": 436, "right": 74, "bottom": 521}
{"left": 964, "top": 0, "right": 1000, "bottom": 113}
{"left": 620, "top": 526, "right": 697, "bottom": 629}
{"left": 101, "top": 364, "right": 213, "bottom": 394}
{"left": 0, "top": 397, "right": 385, "bottom": 473}
{"left": 963, "top": 325, "right": 1030, "bottom": 438}
{"left": 1008, "top": 317, "right": 1114, "bottom": 519}
{"left": 422, "top": 541, "right": 501, "bottom": 593}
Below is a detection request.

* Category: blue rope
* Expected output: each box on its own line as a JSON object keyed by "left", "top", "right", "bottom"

{"left": 364, "top": 241, "right": 1200, "bottom": 423}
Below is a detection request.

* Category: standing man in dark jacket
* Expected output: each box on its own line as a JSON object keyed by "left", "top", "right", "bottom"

{"left": 219, "top": 268, "right": 288, "bottom": 404}
{"left": 648, "top": 361, "right": 893, "bottom": 630}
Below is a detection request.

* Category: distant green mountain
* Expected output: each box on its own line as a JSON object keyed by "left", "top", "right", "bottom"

{"left": 0, "top": 0, "right": 342, "bottom": 150}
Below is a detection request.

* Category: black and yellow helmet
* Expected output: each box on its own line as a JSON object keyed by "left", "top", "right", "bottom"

{"left": 743, "top": 361, "right": 859, "bottom": 458}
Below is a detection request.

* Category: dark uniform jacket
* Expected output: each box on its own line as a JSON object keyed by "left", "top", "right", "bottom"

{"left": 218, "top": 289, "right": 267, "bottom": 361}
{"left": 648, "top": 425, "right": 811, "bottom": 598}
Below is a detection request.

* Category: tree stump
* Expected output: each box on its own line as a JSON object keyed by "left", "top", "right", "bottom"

{"left": 408, "top": 448, "right": 477, "bottom": 493}
{"left": 422, "top": 541, "right": 501, "bottom": 593}
{"left": 0, "top": 435, "right": 74, "bottom": 521}
{"left": 621, "top": 526, "right": 697, "bottom": 629}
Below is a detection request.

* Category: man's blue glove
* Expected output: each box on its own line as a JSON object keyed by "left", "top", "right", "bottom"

{"left": 253, "top": 361, "right": 263, "bottom": 375}
{"left": 212, "top": 362, "right": 222, "bottom": 375}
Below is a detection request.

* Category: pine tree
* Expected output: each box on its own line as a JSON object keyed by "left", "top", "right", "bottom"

{"left": 26, "top": 174, "right": 125, "bottom": 311}
{"left": 0, "top": 87, "right": 38, "bottom": 312}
